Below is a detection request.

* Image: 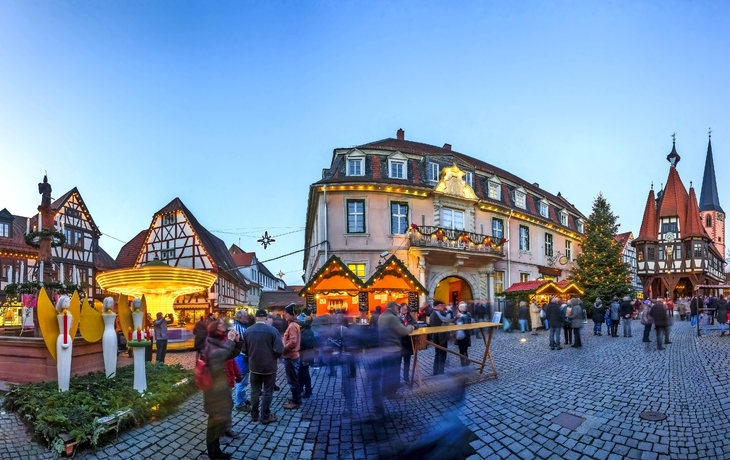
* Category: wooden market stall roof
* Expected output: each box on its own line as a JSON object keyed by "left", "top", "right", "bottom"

{"left": 299, "top": 255, "right": 365, "bottom": 296}
{"left": 503, "top": 279, "right": 583, "bottom": 296}
{"left": 362, "top": 255, "right": 427, "bottom": 295}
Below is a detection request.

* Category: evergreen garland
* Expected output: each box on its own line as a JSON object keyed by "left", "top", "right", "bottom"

{"left": 572, "top": 193, "right": 633, "bottom": 309}
{"left": 24, "top": 229, "right": 67, "bottom": 248}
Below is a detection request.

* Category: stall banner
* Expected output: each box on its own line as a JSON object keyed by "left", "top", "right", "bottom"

{"left": 408, "top": 292, "right": 419, "bottom": 311}
{"left": 306, "top": 294, "right": 316, "bottom": 311}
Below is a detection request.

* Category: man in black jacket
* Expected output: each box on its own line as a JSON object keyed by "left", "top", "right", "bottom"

{"left": 546, "top": 297, "right": 563, "bottom": 350}
{"left": 619, "top": 296, "right": 634, "bottom": 337}
{"left": 649, "top": 300, "right": 669, "bottom": 350}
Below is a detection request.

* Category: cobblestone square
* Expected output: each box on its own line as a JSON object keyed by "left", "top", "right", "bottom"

{"left": 2, "top": 319, "right": 729, "bottom": 459}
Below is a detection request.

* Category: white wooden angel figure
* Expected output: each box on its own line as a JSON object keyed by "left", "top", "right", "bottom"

{"left": 55, "top": 295, "right": 72, "bottom": 392}
{"left": 101, "top": 297, "right": 118, "bottom": 377}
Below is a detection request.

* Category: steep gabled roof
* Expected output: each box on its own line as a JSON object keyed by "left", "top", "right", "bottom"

{"left": 636, "top": 189, "right": 658, "bottom": 243}
{"left": 699, "top": 137, "right": 724, "bottom": 213}
{"left": 657, "top": 166, "right": 689, "bottom": 221}
{"left": 153, "top": 198, "right": 249, "bottom": 288}
{"left": 231, "top": 251, "right": 255, "bottom": 268}
{"left": 95, "top": 246, "right": 120, "bottom": 271}
{"left": 115, "top": 230, "right": 147, "bottom": 268}
{"left": 615, "top": 232, "right": 632, "bottom": 250}
{"left": 684, "top": 185, "right": 709, "bottom": 239}
{"left": 0, "top": 215, "right": 36, "bottom": 257}
{"left": 51, "top": 187, "right": 101, "bottom": 237}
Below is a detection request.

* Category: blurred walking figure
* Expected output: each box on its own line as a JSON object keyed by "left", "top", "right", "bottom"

{"left": 609, "top": 297, "right": 621, "bottom": 337}
{"left": 298, "top": 315, "right": 316, "bottom": 398}
{"left": 560, "top": 303, "right": 573, "bottom": 346}
{"left": 232, "top": 310, "right": 251, "bottom": 412}
{"left": 545, "top": 298, "right": 563, "bottom": 350}
{"left": 399, "top": 304, "right": 417, "bottom": 383}
{"left": 641, "top": 300, "right": 653, "bottom": 342}
{"left": 282, "top": 303, "right": 302, "bottom": 410}
{"left": 378, "top": 301, "right": 415, "bottom": 399}
{"left": 620, "top": 296, "right": 633, "bottom": 338}
{"left": 241, "top": 309, "right": 283, "bottom": 425}
{"left": 430, "top": 301, "right": 454, "bottom": 375}
{"left": 529, "top": 300, "right": 541, "bottom": 335}
{"left": 649, "top": 300, "right": 669, "bottom": 350}
{"left": 202, "top": 319, "right": 241, "bottom": 460}
{"left": 518, "top": 301, "right": 529, "bottom": 333}
{"left": 715, "top": 295, "right": 728, "bottom": 335}
{"left": 592, "top": 299, "right": 605, "bottom": 336}
{"left": 567, "top": 298, "right": 583, "bottom": 347}
{"left": 690, "top": 294, "right": 701, "bottom": 327}
{"left": 455, "top": 302, "right": 472, "bottom": 366}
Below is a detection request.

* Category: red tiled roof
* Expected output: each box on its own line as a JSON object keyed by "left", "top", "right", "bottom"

{"left": 95, "top": 246, "right": 120, "bottom": 271}
{"left": 0, "top": 215, "right": 37, "bottom": 257}
{"left": 115, "top": 230, "right": 147, "bottom": 268}
{"left": 503, "top": 280, "right": 548, "bottom": 293}
{"left": 231, "top": 252, "right": 255, "bottom": 267}
{"left": 615, "top": 232, "right": 631, "bottom": 250}
{"left": 657, "top": 167, "right": 689, "bottom": 221}
{"left": 636, "top": 189, "right": 657, "bottom": 243}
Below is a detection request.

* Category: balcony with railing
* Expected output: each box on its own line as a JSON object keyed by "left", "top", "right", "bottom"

{"left": 408, "top": 225, "right": 506, "bottom": 257}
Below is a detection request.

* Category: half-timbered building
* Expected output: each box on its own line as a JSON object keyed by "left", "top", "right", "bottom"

{"left": 115, "top": 198, "right": 249, "bottom": 321}
{"left": 633, "top": 138, "right": 726, "bottom": 299}
{"left": 615, "top": 231, "right": 642, "bottom": 295}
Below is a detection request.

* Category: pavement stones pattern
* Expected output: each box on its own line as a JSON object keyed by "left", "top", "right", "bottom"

{"left": 2, "top": 318, "right": 730, "bottom": 459}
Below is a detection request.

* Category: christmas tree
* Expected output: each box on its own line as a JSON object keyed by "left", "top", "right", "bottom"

{"left": 573, "top": 193, "right": 633, "bottom": 308}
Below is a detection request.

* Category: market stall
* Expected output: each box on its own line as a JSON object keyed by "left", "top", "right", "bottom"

{"left": 361, "top": 255, "right": 427, "bottom": 319}
{"left": 299, "top": 256, "right": 365, "bottom": 317}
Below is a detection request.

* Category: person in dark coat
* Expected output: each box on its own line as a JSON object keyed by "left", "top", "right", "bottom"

{"left": 429, "top": 301, "right": 454, "bottom": 375}
{"left": 545, "top": 298, "right": 563, "bottom": 350}
{"left": 619, "top": 296, "right": 634, "bottom": 338}
{"left": 399, "top": 304, "right": 418, "bottom": 383}
{"left": 649, "top": 300, "right": 669, "bottom": 350}
{"left": 518, "top": 301, "right": 530, "bottom": 333}
{"left": 202, "top": 319, "right": 241, "bottom": 460}
{"left": 715, "top": 295, "right": 729, "bottom": 335}
{"left": 455, "top": 302, "right": 472, "bottom": 366}
{"left": 592, "top": 299, "right": 605, "bottom": 336}
{"left": 690, "top": 295, "right": 701, "bottom": 327}
{"left": 193, "top": 315, "right": 210, "bottom": 358}
{"left": 566, "top": 298, "right": 584, "bottom": 348}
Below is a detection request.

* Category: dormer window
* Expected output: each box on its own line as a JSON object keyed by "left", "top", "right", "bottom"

{"left": 346, "top": 152, "right": 365, "bottom": 176}
{"left": 538, "top": 201, "right": 549, "bottom": 218}
{"left": 0, "top": 222, "right": 8, "bottom": 238}
{"left": 576, "top": 219, "right": 584, "bottom": 233}
{"left": 388, "top": 153, "right": 408, "bottom": 179}
{"left": 428, "top": 163, "right": 439, "bottom": 182}
{"left": 559, "top": 211, "right": 568, "bottom": 227}
{"left": 464, "top": 171, "right": 473, "bottom": 187}
{"left": 488, "top": 181, "right": 501, "bottom": 200}
{"left": 513, "top": 188, "right": 526, "bottom": 209}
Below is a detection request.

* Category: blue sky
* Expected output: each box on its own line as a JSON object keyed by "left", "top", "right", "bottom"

{"left": 2, "top": 0, "right": 729, "bottom": 284}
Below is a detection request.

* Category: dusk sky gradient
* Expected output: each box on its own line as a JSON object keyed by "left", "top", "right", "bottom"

{"left": 2, "top": 1, "right": 729, "bottom": 284}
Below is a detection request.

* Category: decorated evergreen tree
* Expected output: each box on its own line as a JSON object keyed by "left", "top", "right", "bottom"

{"left": 573, "top": 193, "right": 633, "bottom": 307}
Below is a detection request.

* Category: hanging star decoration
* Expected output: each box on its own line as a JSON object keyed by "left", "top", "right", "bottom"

{"left": 276, "top": 270, "right": 285, "bottom": 279}
{"left": 257, "top": 231, "right": 275, "bottom": 249}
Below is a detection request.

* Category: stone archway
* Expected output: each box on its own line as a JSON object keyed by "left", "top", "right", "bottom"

{"left": 427, "top": 270, "right": 478, "bottom": 307}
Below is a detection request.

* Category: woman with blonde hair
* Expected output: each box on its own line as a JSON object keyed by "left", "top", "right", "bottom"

{"left": 529, "top": 299, "right": 541, "bottom": 335}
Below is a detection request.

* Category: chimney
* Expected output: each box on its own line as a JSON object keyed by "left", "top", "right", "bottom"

{"left": 396, "top": 129, "right": 404, "bottom": 140}
{"left": 443, "top": 143, "right": 452, "bottom": 151}
{"left": 533, "top": 182, "right": 539, "bottom": 188}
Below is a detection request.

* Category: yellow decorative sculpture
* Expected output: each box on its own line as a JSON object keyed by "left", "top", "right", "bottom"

{"left": 37, "top": 288, "right": 59, "bottom": 361}
{"left": 118, "top": 294, "right": 133, "bottom": 340}
{"left": 79, "top": 296, "right": 104, "bottom": 343}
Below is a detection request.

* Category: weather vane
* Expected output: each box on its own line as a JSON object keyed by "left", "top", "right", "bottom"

{"left": 709, "top": 127, "right": 712, "bottom": 138}
{"left": 257, "top": 231, "right": 275, "bottom": 249}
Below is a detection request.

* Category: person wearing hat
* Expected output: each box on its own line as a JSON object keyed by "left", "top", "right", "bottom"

{"left": 282, "top": 303, "right": 302, "bottom": 410}
{"left": 240, "top": 308, "right": 284, "bottom": 425}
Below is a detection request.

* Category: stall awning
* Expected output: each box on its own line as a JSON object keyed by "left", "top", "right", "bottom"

{"left": 535, "top": 280, "right": 584, "bottom": 296}
{"left": 299, "top": 255, "right": 365, "bottom": 296}
{"left": 363, "top": 255, "right": 427, "bottom": 295}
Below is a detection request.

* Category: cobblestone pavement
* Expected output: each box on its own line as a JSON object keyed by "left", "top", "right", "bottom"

{"left": 3, "top": 318, "right": 730, "bottom": 459}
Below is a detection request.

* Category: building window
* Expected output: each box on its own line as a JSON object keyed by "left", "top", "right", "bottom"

{"left": 428, "top": 163, "right": 439, "bottom": 182}
{"left": 163, "top": 214, "right": 175, "bottom": 225}
{"left": 694, "top": 243, "right": 702, "bottom": 258}
{"left": 539, "top": 202, "right": 548, "bottom": 218}
{"left": 519, "top": 225, "right": 530, "bottom": 251}
{"left": 391, "top": 202, "right": 408, "bottom": 234}
{"left": 347, "top": 157, "right": 364, "bottom": 176}
{"left": 706, "top": 215, "right": 712, "bottom": 227}
{"left": 576, "top": 220, "right": 584, "bottom": 233}
{"left": 637, "top": 250, "right": 644, "bottom": 261}
{"left": 74, "top": 231, "right": 83, "bottom": 248}
{"left": 347, "top": 200, "right": 366, "bottom": 233}
{"left": 0, "top": 222, "right": 8, "bottom": 238}
{"left": 67, "top": 209, "right": 81, "bottom": 219}
{"left": 675, "top": 245, "right": 681, "bottom": 259}
{"left": 658, "top": 247, "right": 664, "bottom": 260}
{"left": 347, "top": 263, "right": 366, "bottom": 281}
{"left": 492, "top": 218, "right": 504, "bottom": 239}
{"left": 647, "top": 247, "right": 655, "bottom": 260}
{"left": 442, "top": 208, "right": 464, "bottom": 230}
{"left": 559, "top": 211, "right": 568, "bottom": 226}
{"left": 389, "top": 159, "right": 407, "bottom": 179}
{"left": 565, "top": 240, "right": 572, "bottom": 260}
{"left": 661, "top": 221, "right": 678, "bottom": 232}
{"left": 544, "top": 233, "right": 553, "bottom": 257}
{"left": 160, "top": 248, "right": 175, "bottom": 259}
{"left": 488, "top": 182, "right": 501, "bottom": 200}
{"left": 464, "top": 171, "right": 473, "bottom": 187}
{"left": 494, "top": 271, "right": 504, "bottom": 295}
{"left": 520, "top": 273, "right": 530, "bottom": 282}
{"left": 64, "top": 228, "right": 73, "bottom": 245}
{"left": 514, "top": 190, "right": 526, "bottom": 209}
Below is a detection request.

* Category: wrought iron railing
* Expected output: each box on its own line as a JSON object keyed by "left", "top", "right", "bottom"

{"left": 408, "top": 225, "right": 506, "bottom": 256}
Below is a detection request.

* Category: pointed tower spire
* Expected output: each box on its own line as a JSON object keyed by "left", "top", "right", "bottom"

{"left": 636, "top": 188, "right": 658, "bottom": 243}
{"left": 684, "top": 184, "right": 708, "bottom": 239}
{"left": 699, "top": 131, "right": 723, "bottom": 212}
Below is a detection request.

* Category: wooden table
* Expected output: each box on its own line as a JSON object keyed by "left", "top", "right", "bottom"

{"left": 408, "top": 322, "right": 500, "bottom": 388}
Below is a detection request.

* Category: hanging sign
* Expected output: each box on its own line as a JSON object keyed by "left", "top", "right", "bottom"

{"left": 408, "top": 292, "right": 419, "bottom": 311}
{"left": 358, "top": 291, "right": 369, "bottom": 312}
